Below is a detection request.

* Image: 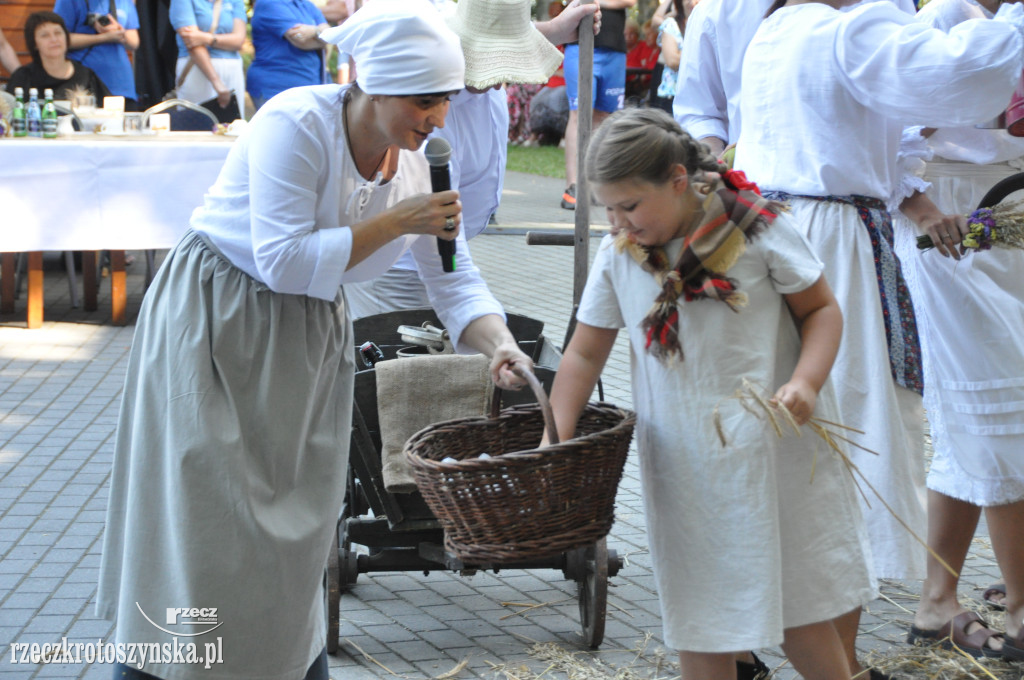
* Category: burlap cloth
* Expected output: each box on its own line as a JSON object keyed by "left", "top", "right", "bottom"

{"left": 376, "top": 353, "right": 492, "bottom": 493}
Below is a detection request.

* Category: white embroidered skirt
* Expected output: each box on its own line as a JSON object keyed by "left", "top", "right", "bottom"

{"left": 895, "top": 161, "right": 1024, "bottom": 506}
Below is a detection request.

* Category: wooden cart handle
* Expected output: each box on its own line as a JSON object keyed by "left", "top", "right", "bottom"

{"left": 490, "top": 363, "right": 560, "bottom": 446}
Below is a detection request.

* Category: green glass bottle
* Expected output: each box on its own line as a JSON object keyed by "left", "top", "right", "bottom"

{"left": 11, "top": 87, "right": 27, "bottom": 137}
{"left": 42, "top": 89, "right": 59, "bottom": 138}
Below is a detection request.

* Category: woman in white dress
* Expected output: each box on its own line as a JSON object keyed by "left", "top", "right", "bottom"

{"left": 735, "top": 0, "right": 1024, "bottom": 674}
{"left": 96, "top": 3, "right": 533, "bottom": 679}
{"left": 546, "top": 108, "right": 876, "bottom": 680}
{"left": 891, "top": 0, "right": 1024, "bottom": 659}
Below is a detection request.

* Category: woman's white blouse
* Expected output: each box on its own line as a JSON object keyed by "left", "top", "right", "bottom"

{"left": 916, "top": 0, "right": 1024, "bottom": 165}
{"left": 674, "top": 0, "right": 914, "bottom": 146}
{"left": 190, "top": 84, "right": 504, "bottom": 347}
{"left": 735, "top": 1, "right": 1024, "bottom": 198}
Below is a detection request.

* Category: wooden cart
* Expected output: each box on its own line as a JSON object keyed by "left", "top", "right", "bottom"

{"left": 325, "top": 308, "right": 624, "bottom": 653}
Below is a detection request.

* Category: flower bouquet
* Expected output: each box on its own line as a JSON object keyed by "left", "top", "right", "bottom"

{"left": 917, "top": 200, "right": 1024, "bottom": 252}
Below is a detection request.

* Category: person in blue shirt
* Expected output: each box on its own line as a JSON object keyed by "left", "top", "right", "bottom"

{"left": 168, "top": 0, "right": 248, "bottom": 113}
{"left": 246, "top": 0, "right": 329, "bottom": 110}
{"left": 54, "top": 0, "right": 140, "bottom": 107}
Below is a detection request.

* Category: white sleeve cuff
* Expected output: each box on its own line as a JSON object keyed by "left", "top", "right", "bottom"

{"left": 995, "top": 2, "right": 1024, "bottom": 37}
{"left": 306, "top": 227, "right": 352, "bottom": 300}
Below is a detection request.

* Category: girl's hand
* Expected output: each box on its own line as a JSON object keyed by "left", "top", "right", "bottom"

{"left": 771, "top": 378, "right": 817, "bottom": 426}
{"left": 389, "top": 191, "right": 462, "bottom": 239}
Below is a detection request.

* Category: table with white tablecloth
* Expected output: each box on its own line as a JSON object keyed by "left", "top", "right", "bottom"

{"left": 0, "top": 132, "right": 235, "bottom": 327}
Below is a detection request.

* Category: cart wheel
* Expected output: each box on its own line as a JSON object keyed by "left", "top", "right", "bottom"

{"left": 338, "top": 468, "right": 362, "bottom": 591}
{"left": 576, "top": 537, "right": 609, "bottom": 649}
{"left": 325, "top": 524, "right": 341, "bottom": 655}
{"left": 338, "top": 519, "right": 360, "bottom": 590}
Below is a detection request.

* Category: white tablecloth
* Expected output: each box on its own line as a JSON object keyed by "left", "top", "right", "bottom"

{"left": 0, "top": 133, "right": 234, "bottom": 251}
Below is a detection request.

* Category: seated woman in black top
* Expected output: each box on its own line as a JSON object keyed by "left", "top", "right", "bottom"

{"left": 5, "top": 11, "right": 111, "bottom": 101}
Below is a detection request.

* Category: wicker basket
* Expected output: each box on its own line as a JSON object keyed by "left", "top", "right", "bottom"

{"left": 404, "top": 367, "right": 635, "bottom": 564}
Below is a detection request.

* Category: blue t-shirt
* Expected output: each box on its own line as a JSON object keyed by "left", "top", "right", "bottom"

{"left": 54, "top": 0, "right": 140, "bottom": 99}
{"left": 169, "top": 0, "right": 249, "bottom": 60}
{"left": 246, "top": 0, "right": 327, "bottom": 101}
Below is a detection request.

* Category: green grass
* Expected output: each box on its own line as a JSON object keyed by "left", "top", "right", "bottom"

{"left": 506, "top": 144, "right": 566, "bottom": 180}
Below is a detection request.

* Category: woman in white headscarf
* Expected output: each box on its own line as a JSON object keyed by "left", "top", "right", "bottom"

{"left": 96, "top": 3, "right": 532, "bottom": 679}
{"left": 344, "top": 0, "right": 598, "bottom": 318}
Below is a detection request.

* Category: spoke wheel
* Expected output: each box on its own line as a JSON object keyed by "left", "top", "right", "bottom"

{"left": 577, "top": 538, "right": 609, "bottom": 649}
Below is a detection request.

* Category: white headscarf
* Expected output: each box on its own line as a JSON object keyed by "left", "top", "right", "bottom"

{"left": 321, "top": 0, "right": 465, "bottom": 95}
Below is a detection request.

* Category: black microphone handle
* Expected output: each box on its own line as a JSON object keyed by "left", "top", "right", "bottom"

{"left": 429, "top": 163, "right": 456, "bottom": 273}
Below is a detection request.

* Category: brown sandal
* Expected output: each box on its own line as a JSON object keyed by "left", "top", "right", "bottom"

{"left": 907, "top": 611, "right": 1004, "bottom": 658}
{"left": 1003, "top": 626, "right": 1024, "bottom": 661}
{"left": 982, "top": 583, "right": 1007, "bottom": 610}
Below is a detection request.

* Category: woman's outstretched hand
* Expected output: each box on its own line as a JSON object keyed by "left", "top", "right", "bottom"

{"left": 490, "top": 347, "right": 534, "bottom": 391}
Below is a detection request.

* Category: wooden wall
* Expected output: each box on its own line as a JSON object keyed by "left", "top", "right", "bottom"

{"left": 1, "top": 0, "right": 53, "bottom": 84}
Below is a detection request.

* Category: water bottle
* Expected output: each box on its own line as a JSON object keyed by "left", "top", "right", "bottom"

{"left": 26, "top": 88, "right": 42, "bottom": 138}
{"left": 42, "top": 88, "right": 58, "bottom": 138}
{"left": 11, "top": 87, "right": 27, "bottom": 137}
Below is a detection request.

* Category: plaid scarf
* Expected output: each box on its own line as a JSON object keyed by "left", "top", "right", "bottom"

{"left": 615, "top": 170, "right": 780, "bottom": 359}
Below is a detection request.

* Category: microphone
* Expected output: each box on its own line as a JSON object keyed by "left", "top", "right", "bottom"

{"left": 425, "top": 137, "right": 457, "bottom": 273}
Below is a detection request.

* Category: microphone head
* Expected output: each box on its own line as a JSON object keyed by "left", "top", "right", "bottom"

{"left": 424, "top": 137, "right": 452, "bottom": 167}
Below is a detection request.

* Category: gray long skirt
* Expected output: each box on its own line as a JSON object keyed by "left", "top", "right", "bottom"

{"left": 97, "top": 231, "right": 354, "bottom": 680}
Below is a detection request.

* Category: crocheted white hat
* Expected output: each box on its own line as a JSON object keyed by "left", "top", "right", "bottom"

{"left": 445, "top": 0, "right": 564, "bottom": 89}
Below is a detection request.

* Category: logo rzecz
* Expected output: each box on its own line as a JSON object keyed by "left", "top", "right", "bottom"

{"left": 166, "top": 608, "right": 218, "bottom": 625}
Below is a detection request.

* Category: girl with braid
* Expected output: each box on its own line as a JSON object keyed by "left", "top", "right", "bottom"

{"left": 545, "top": 108, "right": 875, "bottom": 680}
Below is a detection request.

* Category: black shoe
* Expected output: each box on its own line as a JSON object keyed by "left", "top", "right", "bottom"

{"left": 561, "top": 184, "right": 577, "bottom": 210}
{"left": 736, "top": 652, "right": 770, "bottom": 680}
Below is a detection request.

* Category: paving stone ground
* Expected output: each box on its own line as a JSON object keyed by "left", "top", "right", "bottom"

{"left": 0, "top": 171, "right": 1010, "bottom": 679}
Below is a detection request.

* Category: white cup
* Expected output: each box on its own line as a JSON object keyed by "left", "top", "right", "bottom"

{"left": 100, "top": 116, "right": 124, "bottom": 134}
{"left": 102, "top": 96, "right": 125, "bottom": 113}
{"left": 149, "top": 113, "right": 171, "bottom": 133}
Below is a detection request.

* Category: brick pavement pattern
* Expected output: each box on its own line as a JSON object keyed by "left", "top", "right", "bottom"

{"left": 0, "top": 171, "right": 1008, "bottom": 679}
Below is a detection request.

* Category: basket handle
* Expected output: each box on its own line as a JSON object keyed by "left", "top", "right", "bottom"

{"left": 491, "top": 363, "right": 560, "bottom": 446}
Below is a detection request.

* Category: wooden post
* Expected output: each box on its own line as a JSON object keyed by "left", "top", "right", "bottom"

{"left": 110, "top": 250, "right": 127, "bottom": 326}
{"left": 27, "top": 252, "right": 43, "bottom": 329}
{"left": 82, "top": 252, "right": 98, "bottom": 311}
{"left": 574, "top": 1, "right": 596, "bottom": 309}
{"left": 1, "top": 253, "right": 14, "bottom": 314}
